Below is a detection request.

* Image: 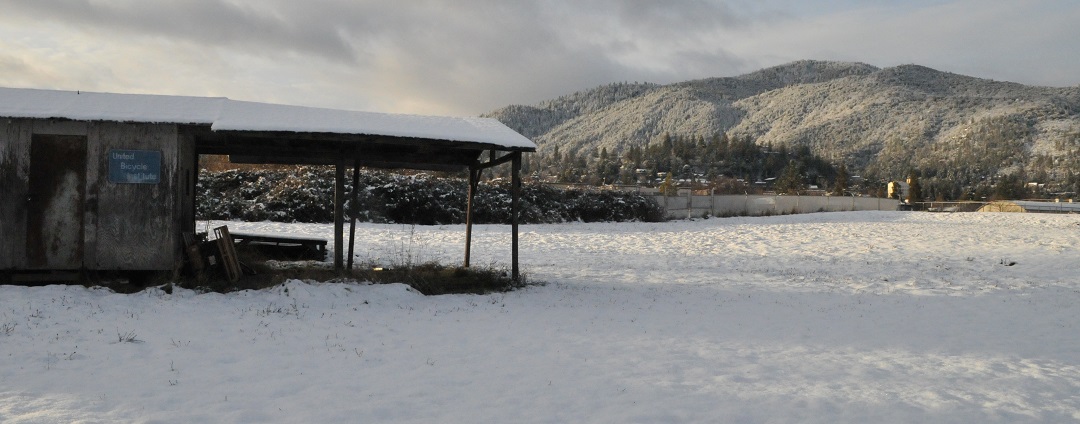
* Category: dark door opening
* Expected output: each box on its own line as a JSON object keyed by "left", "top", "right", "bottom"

{"left": 27, "top": 134, "right": 88, "bottom": 269}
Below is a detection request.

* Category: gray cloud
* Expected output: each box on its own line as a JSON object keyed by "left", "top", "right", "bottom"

{"left": 1, "top": 0, "right": 357, "bottom": 61}
{"left": 0, "top": 0, "right": 1076, "bottom": 116}
{"left": 747, "top": 0, "right": 1080, "bottom": 88}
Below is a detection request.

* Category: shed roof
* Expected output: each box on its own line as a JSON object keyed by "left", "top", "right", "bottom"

{"left": 215, "top": 100, "right": 534, "bottom": 149}
{"left": 0, "top": 87, "right": 535, "bottom": 151}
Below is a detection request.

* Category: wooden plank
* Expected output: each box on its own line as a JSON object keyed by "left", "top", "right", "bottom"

{"left": 214, "top": 226, "right": 241, "bottom": 283}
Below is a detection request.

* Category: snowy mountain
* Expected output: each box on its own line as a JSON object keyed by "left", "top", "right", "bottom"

{"left": 485, "top": 60, "right": 1080, "bottom": 191}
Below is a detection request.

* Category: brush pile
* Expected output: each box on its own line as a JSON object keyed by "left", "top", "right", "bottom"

{"left": 197, "top": 167, "right": 665, "bottom": 224}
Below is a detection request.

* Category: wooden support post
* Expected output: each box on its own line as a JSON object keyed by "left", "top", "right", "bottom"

{"left": 347, "top": 160, "right": 360, "bottom": 271}
{"left": 511, "top": 152, "right": 521, "bottom": 281}
{"left": 464, "top": 167, "right": 480, "bottom": 268}
{"left": 334, "top": 161, "right": 345, "bottom": 272}
{"left": 192, "top": 153, "right": 200, "bottom": 234}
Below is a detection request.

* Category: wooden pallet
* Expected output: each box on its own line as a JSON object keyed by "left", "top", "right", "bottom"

{"left": 214, "top": 226, "right": 242, "bottom": 283}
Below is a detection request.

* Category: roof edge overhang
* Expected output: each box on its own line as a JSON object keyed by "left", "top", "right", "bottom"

{"left": 196, "top": 130, "right": 529, "bottom": 172}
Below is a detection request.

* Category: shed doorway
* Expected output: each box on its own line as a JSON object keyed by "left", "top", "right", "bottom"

{"left": 27, "top": 134, "right": 87, "bottom": 269}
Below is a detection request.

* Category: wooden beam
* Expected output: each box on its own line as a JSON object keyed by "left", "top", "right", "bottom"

{"left": 192, "top": 152, "right": 200, "bottom": 233}
{"left": 201, "top": 132, "right": 518, "bottom": 166}
{"left": 347, "top": 160, "right": 360, "bottom": 270}
{"left": 464, "top": 167, "right": 480, "bottom": 268}
{"left": 474, "top": 151, "right": 517, "bottom": 170}
{"left": 334, "top": 161, "right": 345, "bottom": 272}
{"left": 226, "top": 152, "right": 477, "bottom": 172}
{"left": 209, "top": 130, "right": 533, "bottom": 153}
{"left": 511, "top": 152, "right": 521, "bottom": 281}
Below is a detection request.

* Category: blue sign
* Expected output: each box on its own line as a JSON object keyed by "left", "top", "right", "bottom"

{"left": 108, "top": 149, "right": 161, "bottom": 184}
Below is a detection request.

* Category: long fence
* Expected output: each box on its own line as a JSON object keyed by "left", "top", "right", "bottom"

{"left": 653, "top": 193, "right": 900, "bottom": 219}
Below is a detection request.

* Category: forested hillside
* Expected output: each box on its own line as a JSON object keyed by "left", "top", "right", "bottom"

{"left": 486, "top": 60, "right": 1080, "bottom": 200}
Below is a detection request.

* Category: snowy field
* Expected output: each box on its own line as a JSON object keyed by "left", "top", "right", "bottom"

{"left": 2, "top": 211, "right": 1080, "bottom": 423}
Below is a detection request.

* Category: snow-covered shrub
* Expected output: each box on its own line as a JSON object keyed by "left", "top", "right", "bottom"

{"left": 197, "top": 167, "right": 664, "bottom": 224}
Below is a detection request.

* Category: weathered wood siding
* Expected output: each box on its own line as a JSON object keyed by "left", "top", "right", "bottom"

{"left": 87, "top": 122, "right": 180, "bottom": 270}
{"left": 177, "top": 131, "right": 197, "bottom": 238}
{"left": 0, "top": 119, "right": 31, "bottom": 269}
{"left": 1, "top": 119, "right": 194, "bottom": 272}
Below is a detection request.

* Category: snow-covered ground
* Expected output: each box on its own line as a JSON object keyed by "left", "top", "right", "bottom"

{"left": 3, "top": 211, "right": 1080, "bottom": 423}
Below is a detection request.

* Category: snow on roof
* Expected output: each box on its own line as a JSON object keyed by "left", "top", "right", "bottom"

{"left": 0, "top": 87, "right": 535, "bottom": 150}
{"left": 214, "top": 100, "right": 535, "bottom": 149}
{"left": 0, "top": 87, "right": 224, "bottom": 124}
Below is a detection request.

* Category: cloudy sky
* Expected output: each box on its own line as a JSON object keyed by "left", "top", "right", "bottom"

{"left": 1, "top": 0, "right": 1077, "bottom": 116}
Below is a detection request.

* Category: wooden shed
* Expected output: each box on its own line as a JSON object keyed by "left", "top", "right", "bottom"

{"left": 0, "top": 87, "right": 535, "bottom": 283}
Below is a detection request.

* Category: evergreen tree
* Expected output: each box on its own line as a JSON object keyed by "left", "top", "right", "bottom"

{"left": 775, "top": 160, "right": 805, "bottom": 194}
{"left": 991, "top": 173, "right": 1026, "bottom": 200}
{"left": 659, "top": 172, "right": 676, "bottom": 196}
{"left": 906, "top": 171, "right": 922, "bottom": 206}
{"left": 833, "top": 164, "right": 849, "bottom": 195}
